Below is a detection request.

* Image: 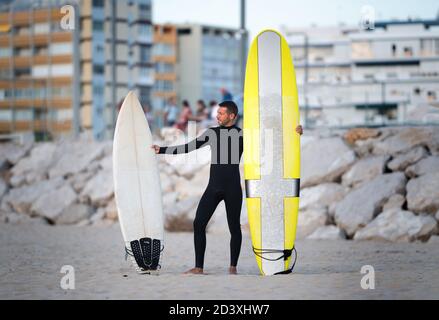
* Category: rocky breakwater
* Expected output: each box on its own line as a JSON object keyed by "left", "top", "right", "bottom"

{"left": 1, "top": 126, "right": 439, "bottom": 243}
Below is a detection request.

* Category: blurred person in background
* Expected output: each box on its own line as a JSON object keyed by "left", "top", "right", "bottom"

{"left": 174, "top": 100, "right": 193, "bottom": 132}
{"left": 163, "top": 97, "right": 178, "bottom": 127}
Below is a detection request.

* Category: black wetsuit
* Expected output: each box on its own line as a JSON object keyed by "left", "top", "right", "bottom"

{"left": 159, "top": 125, "right": 243, "bottom": 268}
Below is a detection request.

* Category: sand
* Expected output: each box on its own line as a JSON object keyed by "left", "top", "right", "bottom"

{"left": 0, "top": 224, "right": 438, "bottom": 300}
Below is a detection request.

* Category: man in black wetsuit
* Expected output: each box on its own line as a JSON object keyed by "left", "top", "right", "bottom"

{"left": 152, "top": 101, "right": 303, "bottom": 275}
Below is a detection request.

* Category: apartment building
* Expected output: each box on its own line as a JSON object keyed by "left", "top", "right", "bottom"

{"left": 176, "top": 24, "right": 242, "bottom": 109}
{"left": 0, "top": 0, "right": 154, "bottom": 140}
{"left": 283, "top": 18, "right": 439, "bottom": 127}
{"left": 0, "top": 0, "right": 79, "bottom": 140}
{"left": 152, "top": 24, "right": 177, "bottom": 115}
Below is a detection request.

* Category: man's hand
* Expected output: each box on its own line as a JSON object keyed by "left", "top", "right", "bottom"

{"left": 151, "top": 145, "right": 160, "bottom": 154}
{"left": 296, "top": 125, "right": 303, "bottom": 135}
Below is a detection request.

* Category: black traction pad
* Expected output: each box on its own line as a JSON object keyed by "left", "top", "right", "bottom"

{"left": 151, "top": 239, "right": 161, "bottom": 270}
{"left": 130, "top": 240, "right": 148, "bottom": 270}
{"left": 140, "top": 237, "right": 152, "bottom": 267}
{"left": 130, "top": 237, "right": 162, "bottom": 271}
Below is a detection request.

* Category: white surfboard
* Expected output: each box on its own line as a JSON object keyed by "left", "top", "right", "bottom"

{"left": 113, "top": 91, "right": 164, "bottom": 273}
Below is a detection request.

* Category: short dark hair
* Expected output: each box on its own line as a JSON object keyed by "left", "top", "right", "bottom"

{"left": 219, "top": 100, "right": 238, "bottom": 117}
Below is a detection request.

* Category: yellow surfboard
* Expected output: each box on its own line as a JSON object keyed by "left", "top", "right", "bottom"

{"left": 244, "top": 30, "right": 300, "bottom": 275}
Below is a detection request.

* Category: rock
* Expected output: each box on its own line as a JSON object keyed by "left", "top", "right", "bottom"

{"left": 436, "top": 210, "right": 439, "bottom": 221}
{"left": 162, "top": 192, "right": 178, "bottom": 215}
{"left": 69, "top": 170, "right": 94, "bottom": 193}
{"left": 428, "top": 235, "right": 439, "bottom": 244}
{"left": 56, "top": 203, "right": 93, "bottom": 225}
{"left": 0, "top": 177, "right": 7, "bottom": 201}
{"left": 405, "top": 156, "right": 439, "bottom": 178}
{"left": 301, "top": 137, "right": 356, "bottom": 188}
{"left": 406, "top": 172, "right": 439, "bottom": 214}
{"left": 307, "top": 225, "right": 346, "bottom": 240}
{"left": 3, "top": 177, "right": 64, "bottom": 214}
{"left": 334, "top": 172, "right": 407, "bottom": 237}
{"left": 99, "top": 154, "right": 112, "bottom": 172}
{"left": 354, "top": 209, "right": 438, "bottom": 242}
{"left": 297, "top": 207, "right": 328, "bottom": 239}
{"left": 382, "top": 194, "right": 405, "bottom": 212}
{"left": 11, "top": 143, "right": 57, "bottom": 185}
{"left": 1, "top": 212, "right": 48, "bottom": 225}
{"left": 30, "top": 185, "right": 77, "bottom": 221}
{"left": 48, "top": 140, "right": 106, "bottom": 179}
{"left": 159, "top": 173, "right": 174, "bottom": 193}
{"left": 9, "top": 175, "right": 25, "bottom": 188}
{"left": 343, "top": 128, "right": 380, "bottom": 145}
{"left": 90, "top": 208, "right": 106, "bottom": 223}
{"left": 373, "top": 127, "right": 436, "bottom": 156}
{"left": 104, "top": 199, "right": 118, "bottom": 220}
{"left": 387, "top": 146, "right": 427, "bottom": 172}
{"left": 174, "top": 176, "right": 206, "bottom": 200}
{"left": 341, "top": 155, "right": 389, "bottom": 187}
{"left": 300, "top": 183, "right": 348, "bottom": 210}
{"left": 164, "top": 197, "right": 199, "bottom": 232}
{"left": 0, "top": 141, "right": 32, "bottom": 166}
{"left": 80, "top": 170, "right": 114, "bottom": 206}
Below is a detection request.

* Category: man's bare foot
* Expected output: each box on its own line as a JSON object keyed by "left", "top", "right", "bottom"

{"left": 183, "top": 267, "right": 204, "bottom": 275}
{"left": 229, "top": 266, "right": 237, "bottom": 275}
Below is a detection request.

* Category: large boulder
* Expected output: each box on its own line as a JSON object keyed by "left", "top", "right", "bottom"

{"left": 0, "top": 177, "right": 7, "bottom": 201}
{"left": 30, "top": 185, "right": 77, "bottom": 221}
{"left": 405, "top": 156, "right": 439, "bottom": 178}
{"left": 387, "top": 146, "right": 427, "bottom": 172}
{"left": 334, "top": 172, "right": 407, "bottom": 237}
{"left": 307, "top": 225, "right": 346, "bottom": 240}
{"left": 301, "top": 137, "right": 356, "bottom": 188}
{"left": 300, "top": 183, "right": 348, "bottom": 210}
{"left": 48, "top": 140, "right": 106, "bottom": 179}
{"left": 80, "top": 170, "right": 114, "bottom": 206}
{"left": 341, "top": 155, "right": 389, "bottom": 187}
{"left": 3, "top": 177, "right": 64, "bottom": 214}
{"left": 0, "top": 141, "right": 32, "bottom": 166}
{"left": 406, "top": 172, "right": 439, "bottom": 214}
{"left": 56, "top": 203, "right": 93, "bottom": 225}
{"left": 10, "top": 143, "right": 57, "bottom": 186}
{"left": 373, "top": 127, "right": 439, "bottom": 156}
{"left": 297, "top": 207, "right": 328, "bottom": 239}
{"left": 354, "top": 209, "right": 437, "bottom": 242}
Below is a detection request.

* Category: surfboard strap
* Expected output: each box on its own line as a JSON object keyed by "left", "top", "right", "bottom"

{"left": 252, "top": 246, "right": 298, "bottom": 275}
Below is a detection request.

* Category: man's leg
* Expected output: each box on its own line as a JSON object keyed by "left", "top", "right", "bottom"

{"left": 224, "top": 187, "right": 243, "bottom": 272}
{"left": 189, "top": 187, "right": 222, "bottom": 272}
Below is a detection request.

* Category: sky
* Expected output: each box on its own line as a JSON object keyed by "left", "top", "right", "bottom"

{"left": 153, "top": 0, "right": 439, "bottom": 38}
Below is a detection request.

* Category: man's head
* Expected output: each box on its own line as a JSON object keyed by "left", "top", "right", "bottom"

{"left": 217, "top": 100, "right": 238, "bottom": 126}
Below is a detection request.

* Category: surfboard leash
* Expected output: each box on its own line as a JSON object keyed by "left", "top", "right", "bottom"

{"left": 252, "top": 246, "right": 298, "bottom": 275}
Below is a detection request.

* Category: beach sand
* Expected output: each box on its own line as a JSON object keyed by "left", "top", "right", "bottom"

{"left": 0, "top": 224, "right": 438, "bottom": 300}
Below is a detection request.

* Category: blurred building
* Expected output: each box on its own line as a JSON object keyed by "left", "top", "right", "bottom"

{"left": 152, "top": 24, "right": 177, "bottom": 126}
{"left": 176, "top": 24, "right": 242, "bottom": 110}
{"left": 0, "top": 0, "right": 153, "bottom": 141}
{"left": 283, "top": 18, "right": 439, "bottom": 127}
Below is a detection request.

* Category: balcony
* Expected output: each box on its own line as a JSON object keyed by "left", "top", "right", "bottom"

{"left": 0, "top": 98, "right": 71, "bottom": 109}
{"left": 0, "top": 32, "right": 73, "bottom": 47}
{"left": 0, "top": 120, "right": 72, "bottom": 133}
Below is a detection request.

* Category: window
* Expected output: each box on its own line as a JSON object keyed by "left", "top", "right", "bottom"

{"left": 93, "top": 20, "right": 104, "bottom": 32}
{"left": 0, "top": 47, "right": 11, "bottom": 57}
{"left": 92, "top": 0, "right": 104, "bottom": 7}
{"left": 93, "top": 64, "right": 104, "bottom": 75}
{"left": 140, "top": 46, "right": 151, "bottom": 61}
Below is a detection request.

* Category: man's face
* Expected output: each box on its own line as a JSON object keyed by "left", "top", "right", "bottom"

{"left": 217, "top": 107, "right": 235, "bottom": 126}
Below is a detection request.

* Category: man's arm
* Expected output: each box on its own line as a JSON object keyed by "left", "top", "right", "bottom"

{"left": 152, "top": 129, "right": 211, "bottom": 155}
